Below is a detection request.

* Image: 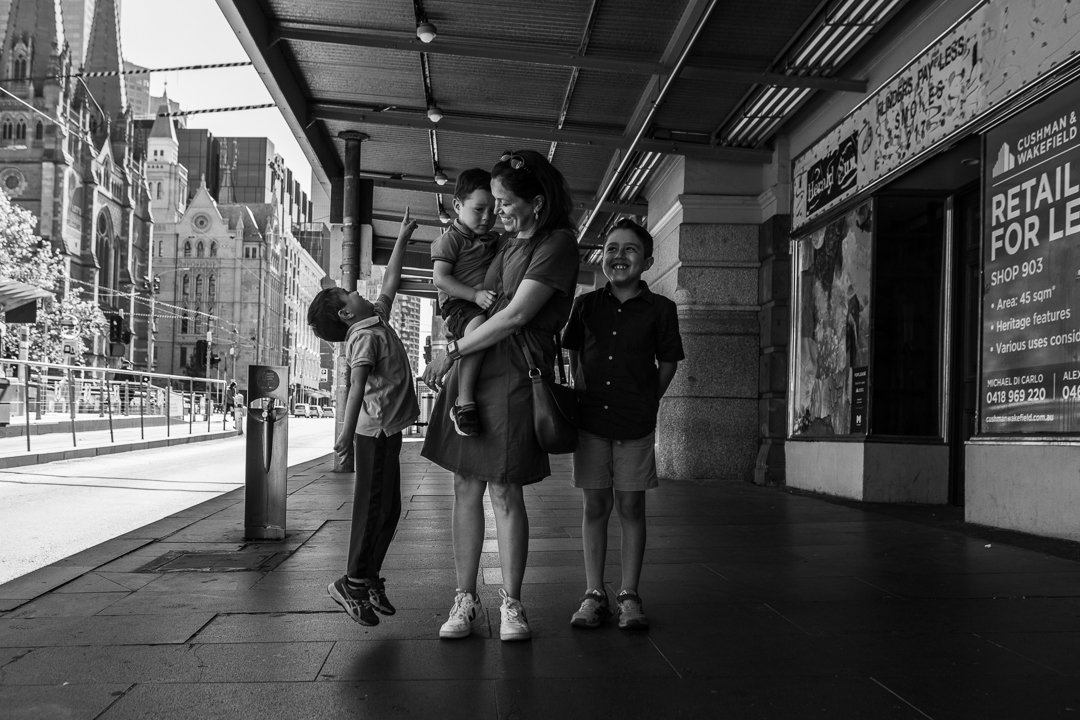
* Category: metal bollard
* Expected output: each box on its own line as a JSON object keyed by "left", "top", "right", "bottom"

{"left": 244, "top": 365, "right": 290, "bottom": 540}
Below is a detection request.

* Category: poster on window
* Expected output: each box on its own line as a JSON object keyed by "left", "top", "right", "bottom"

{"left": 792, "top": 203, "right": 873, "bottom": 436}
{"left": 981, "top": 83, "right": 1080, "bottom": 434}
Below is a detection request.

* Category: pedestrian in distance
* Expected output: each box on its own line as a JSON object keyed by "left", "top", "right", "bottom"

{"left": 422, "top": 150, "right": 579, "bottom": 642}
{"left": 561, "top": 219, "right": 684, "bottom": 631}
{"left": 306, "top": 210, "right": 420, "bottom": 627}
{"left": 430, "top": 168, "right": 500, "bottom": 436}
{"left": 231, "top": 385, "right": 245, "bottom": 436}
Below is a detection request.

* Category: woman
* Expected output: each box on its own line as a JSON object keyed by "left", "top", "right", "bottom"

{"left": 422, "top": 150, "right": 579, "bottom": 642}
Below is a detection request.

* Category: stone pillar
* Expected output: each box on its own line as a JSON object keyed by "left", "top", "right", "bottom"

{"left": 645, "top": 157, "right": 762, "bottom": 482}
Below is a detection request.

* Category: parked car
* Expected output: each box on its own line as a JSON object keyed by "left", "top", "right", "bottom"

{"left": 318, "top": 405, "right": 335, "bottom": 418}
{"left": 291, "top": 403, "right": 312, "bottom": 418}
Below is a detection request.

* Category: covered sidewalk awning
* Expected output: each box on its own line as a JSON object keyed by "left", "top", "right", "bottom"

{"left": 216, "top": 0, "right": 906, "bottom": 276}
{"left": 0, "top": 278, "right": 53, "bottom": 315}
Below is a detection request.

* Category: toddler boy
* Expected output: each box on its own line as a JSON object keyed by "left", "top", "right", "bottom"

{"left": 307, "top": 211, "right": 420, "bottom": 626}
{"left": 561, "top": 219, "right": 684, "bottom": 631}
{"left": 430, "top": 169, "right": 499, "bottom": 436}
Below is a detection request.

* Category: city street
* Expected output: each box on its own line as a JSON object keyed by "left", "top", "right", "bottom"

{"left": 0, "top": 417, "right": 339, "bottom": 585}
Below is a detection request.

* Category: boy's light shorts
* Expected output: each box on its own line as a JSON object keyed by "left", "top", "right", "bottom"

{"left": 572, "top": 429, "right": 658, "bottom": 491}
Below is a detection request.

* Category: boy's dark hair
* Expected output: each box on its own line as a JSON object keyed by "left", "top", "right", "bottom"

{"left": 610, "top": 218, "right": 654, "bottom": 259}
{"left": 454, "top": 168, "right": 492, "bottom": 202}
{"left": 307, "top": 287, "right": 348, "bottom": 342}
{"left": 491, "top": 149, "right": 573, "bottom": 235}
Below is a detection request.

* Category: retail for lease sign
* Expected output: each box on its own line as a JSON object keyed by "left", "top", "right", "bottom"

{"left": 980, "top": 82, "right": 1080, "bottom": 434}
{"left": 794, "top": 0, "right": 1080, "bottom": 230}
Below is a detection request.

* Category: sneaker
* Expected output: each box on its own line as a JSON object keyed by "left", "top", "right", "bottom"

{"left": 499, "top": 588, "right": 531, "bottom": 641}
{"left": 439, "top": 590, "right": 482, "bottom": 639}
{"left": 450, "top": 404, "right": 481, "bottom": 436}
{"left": 327, "top": 576, "right": 379, "bottom": 626}
{"left": 570, "top": 590, "right": 610, "bottom": 628}
{"left": 368, "top": 577, "right": 395, "bottom": 615}
{"left": 616, "top": 590, "right": 649, "bottom": 630}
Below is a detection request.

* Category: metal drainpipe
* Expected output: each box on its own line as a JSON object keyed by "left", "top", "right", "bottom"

{"left": 576, "top": 0, "right": 720, "bottom": 243}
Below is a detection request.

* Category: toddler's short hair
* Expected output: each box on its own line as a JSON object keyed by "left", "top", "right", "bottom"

{"left": 454, "top": 168, "right": 492, "bottom": 202}
{"left": 610, "top": 218, "right": 654, "bottom": 259}
{"left": 307, "top": 288, "right": 348, "bottom": 342}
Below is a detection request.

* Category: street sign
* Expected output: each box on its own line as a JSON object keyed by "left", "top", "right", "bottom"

{"left": 60, "top": 315, "right": 78, "bottom": 339}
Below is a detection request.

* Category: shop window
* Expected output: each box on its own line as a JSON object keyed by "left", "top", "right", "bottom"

{"left": 791, "top": 203, "right": 873, "bottom": 437}
{"left": 871, "top": 195, "right": 946, "bottom": 437}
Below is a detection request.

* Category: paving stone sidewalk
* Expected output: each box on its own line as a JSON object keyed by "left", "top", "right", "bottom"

{"left": 2, "top": 441, "right": 1080, "bottom": 719}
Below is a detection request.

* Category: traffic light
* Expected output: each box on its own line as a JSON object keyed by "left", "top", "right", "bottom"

{"left": 210, "top": 353, "right": 221, "bottom": 368}
{"left": 108, "top": 315, "right": 123, "bottom": 343}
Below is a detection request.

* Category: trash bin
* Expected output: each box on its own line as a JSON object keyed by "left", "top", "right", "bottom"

{"left": 0, "top": 376, "right": 10, "bottom": 426}
{"left": 244, "top": 365, "right": 290, "bottom": 540}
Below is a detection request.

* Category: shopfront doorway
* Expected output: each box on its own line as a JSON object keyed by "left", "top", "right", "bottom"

{"left": 879, "top": 137, "right": 982, "bottom": 505}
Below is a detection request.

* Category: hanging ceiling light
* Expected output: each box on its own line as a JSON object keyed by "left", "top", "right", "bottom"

{"left": 427, "top": 104, "right": 443, "bottom": 123}
{"left": 416, "top": 20, "right": 437, "bottom": 43}
{"left": 438, "top": 210, "right": 451, "bottom": 224}
{"left": 434, "top": 168, "right": 448, "bottom": 185}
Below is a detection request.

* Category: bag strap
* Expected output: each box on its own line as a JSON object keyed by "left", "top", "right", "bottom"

{"left": 515, "top": 332, "right": 568, "bottom": 384}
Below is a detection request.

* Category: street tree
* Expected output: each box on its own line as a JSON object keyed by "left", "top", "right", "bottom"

{"left": 0, "top": 190, "right": 105, "bottom": 364}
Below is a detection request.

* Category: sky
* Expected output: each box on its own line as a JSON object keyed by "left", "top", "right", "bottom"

{"left": 119, "top": 0, "right": 312, "bottom": 195}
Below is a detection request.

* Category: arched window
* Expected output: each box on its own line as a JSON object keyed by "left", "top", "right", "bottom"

{"left": 195, "top": 274, "right": 203, "bottom": 298}
{"left": 94, "top": 213, "right": 119, "bottom": 293}
{"left": 182, "top": 274, "right": 190, "bottom": 296}
{"left": 12, "top": 54, "right": 27, "bottom": 80}
{"left": 208, "top": 275, "right": 216, "bottom": 299}
{"left": 15, "top": 118, "right": 26, "bottom": 140}
{"left": 180, "top": 313, "right": 189, "bottom": 334}
{"left": 155, "top": 182, "right": 162, "bottom": 199}
{"left": 1, "top": 118, "right": 12, "bottom": 141}
{"left": 209, "top": 242, "right": 217, "bottom": 257}
{"left": 34, "top": 121, "right": 42, "bottom": 140}
{"left": 183, "top": 241, "right": 191, "bottom": 257}
{"left": 196, "top": 242, "right": 205, "bottom": 258}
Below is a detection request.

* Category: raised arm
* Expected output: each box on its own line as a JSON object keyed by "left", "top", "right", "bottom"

{"left": 380, "top": 209, "right": 418, "bottom": 304}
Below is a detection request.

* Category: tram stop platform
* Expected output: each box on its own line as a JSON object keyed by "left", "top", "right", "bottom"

{"left": 1, "top": 441, "right": 1079, "bottom": 719}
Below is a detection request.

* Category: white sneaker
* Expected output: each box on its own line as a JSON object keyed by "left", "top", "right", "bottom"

{"left": 499, "top": 588, "right": 532, "bottom": 641}
{"left": 439, "top": 591, "right": 481, "bottom": 639}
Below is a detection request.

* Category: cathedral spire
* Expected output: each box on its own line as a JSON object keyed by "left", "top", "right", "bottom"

{"left": 3, "top": 0, "right": 66, "bottom": 87}
{"left": 82, "top": 0, "right": 126, "bottom": 120}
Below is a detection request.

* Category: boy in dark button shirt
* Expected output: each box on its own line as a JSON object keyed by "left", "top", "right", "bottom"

{"left": 561, "top": 219, "right": 684, "bottom": 631}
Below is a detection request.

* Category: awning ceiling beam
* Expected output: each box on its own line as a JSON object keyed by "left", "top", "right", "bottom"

{"left": 273, "top": 22, "right": 866, "bottom": 94}
{"left": 312, "top": 103, "right": 773, "bottom": 163}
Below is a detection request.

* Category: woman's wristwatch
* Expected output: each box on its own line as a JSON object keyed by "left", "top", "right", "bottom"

{"left": 447, "top": 340, "right": 462, "bottom": 362}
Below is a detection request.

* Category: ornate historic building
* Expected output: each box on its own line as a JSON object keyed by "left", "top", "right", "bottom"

{"left": 0, "top": 0, "right": 153, "bottom": 368}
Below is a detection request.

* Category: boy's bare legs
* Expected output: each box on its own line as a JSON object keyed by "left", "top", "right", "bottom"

{"left": 455, "top": 314, "right": 486, "bottom": 408}
{"left": 614, "top": 490, "right": 647, "bottom": 592}
{"left": 581, "top": 489, "right": 614, "bottom": 590}
{"left": 451, "top": 473, "right": 486, "bottom": 593}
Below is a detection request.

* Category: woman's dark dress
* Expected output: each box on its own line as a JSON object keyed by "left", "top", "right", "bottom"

{"left": 421, "top": 228, "right": 579, "bottom": 484}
